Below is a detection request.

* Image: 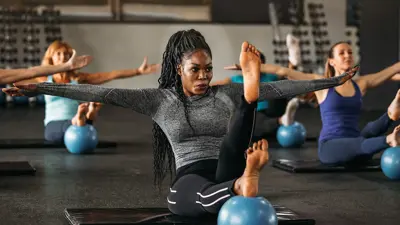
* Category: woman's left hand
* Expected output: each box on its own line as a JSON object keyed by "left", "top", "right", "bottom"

{"left": 2, "top": 84, "right": 38, "bottom": 97}
{"left": 66, "top": 49, "right": 93, "bottom": 70}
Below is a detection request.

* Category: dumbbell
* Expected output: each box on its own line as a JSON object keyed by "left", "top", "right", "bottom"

{"left": 299, "top": 40, "right": 310, "bottom": 46}
{"left": 315, "top": 40, "right": 330, "bottom": 46}
{"left": 302, "top": 59, "right": 312, "bottom": 65}
{"left": 301, "top": 50, "right": 311, "bottom": 56}
{"left": 44, "top": 26, "right": 61, "bottom": 34}
{"left": 45, "top": 36, "right": 62, "bottom": 43}
{"left": 23, "top": 27, "right": 40, "bottom": 34}
{"left": 23, "top": 36, "right": 40, "bottom": 44}
{"left": 23, "top": 46, "right": 41, "bottom": 54}
{"left": 274, "top": 59, "right": 289, "bottom": 65}
{"left": 272, "top": 40, "right": 286, "bottom": 46}
{"left": 311, "top": 21, "right": 327, "bottom": 27}
{"left": 0, "top": 27, "right": 18, "bottom": 34}
{"left": 46, "top": 19, "right": 61, "bottom": 25}
{"left": 312, "top": 31, "right": 328, "bottom": 37}
{"left": 0, "top": 46, "right": 18, "bottom": 54}
{"left": 309, "top": 12, "right": 325, "bottom": 18}
{"left": 3, "top": 35, "right": 17, "bottom": 44}
{"left": 273, "top": 50, "right": 287, "bottom": 56}
{"left": 315, "top": 50, "right": 327, "bottom": 56}
{"left": 3, "top": 58, "right": 19, "bottom": 65}
{"left": 23, "top": 57, "right": 41, "bottom": 65}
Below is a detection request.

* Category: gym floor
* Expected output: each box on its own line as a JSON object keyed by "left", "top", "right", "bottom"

{"left": 0, "top": 106, "right": 399, "bottom": 225}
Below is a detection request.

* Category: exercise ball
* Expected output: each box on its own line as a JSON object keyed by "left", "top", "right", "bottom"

{"left": 0, "top": 91, "right": 5, "bottom": 105}
{"left": 381, "top": 147, "right": 400, "bottom": 180}
{"left": 64, "top": 124, "right": 98, "bottom": 154}
{"left": 13, "top": 96, "right": 29, "bottom": 105}
{"left": 218, "top": 196, "right": 278, "bottom": 225}
{"left": 277, "top": 121, "right": 307, "bottom": 148}
{"left": 36, "top": 95, "right": 45, "bottom": 105}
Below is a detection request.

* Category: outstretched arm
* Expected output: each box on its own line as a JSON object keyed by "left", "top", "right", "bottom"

{"left": 78, "top": 57, "right": 160, "bottom": 85}
{"left": 210, "top": 77, "right": 232, "bottom": 86}
{"left": 0, "top": 50, "right": 91, "bottom": 85}
{"left": 3, "top": 83, "right": 165, "bottom": 117}
{"left": 356, "top": 62, "right": 400, "bottom": 88}
{"left": 220, "top": 66, "right": 358, "bottom": 103}
{"left": 224, "top": 63, "right": 321, "bottom": 81}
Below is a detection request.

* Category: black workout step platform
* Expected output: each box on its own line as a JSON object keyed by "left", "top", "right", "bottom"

{"left": 65, "top": 206, "right": 315, "bottom": 225}
{"left": 0, "top": 161, "right": 36, "bottom": 176}
{"left": 273, "top": 159, "right": 381, "bottom": 173}
{"left": 0, "top": 139, "right": 117, "bottom": 149}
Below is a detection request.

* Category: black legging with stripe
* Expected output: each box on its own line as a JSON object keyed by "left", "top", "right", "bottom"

{"left": 167, "top": 96, "right": 257, "bottom": 217}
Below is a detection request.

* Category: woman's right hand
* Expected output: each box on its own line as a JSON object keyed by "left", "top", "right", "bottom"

{"left": 224, "top": 64, "right": 242, "bottom": 71}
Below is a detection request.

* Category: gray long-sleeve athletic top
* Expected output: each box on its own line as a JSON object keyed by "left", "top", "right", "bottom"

{"left": 27, "top": 73, "right": 350, "bottom": 169}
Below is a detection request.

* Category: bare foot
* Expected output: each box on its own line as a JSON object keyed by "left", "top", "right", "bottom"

{"left": 239, "top": 41, "right": 261, "bottom": 103}
{"left": 286, "top": 34, "right": 301, "bottom": 66}
{"left": 234, "top": 139, "right": 269, "bottom": 197}
{"left": 72, "top": 103, "right": 89, "bottom": 126}
{"left": 388, "top": 90, "right": 400, "bottom": 121}
{"left": 86, "top": 102, "right": 102, "bottom": 121}
{"left": 387, "top": 125, "right": 400, "bottom": 147}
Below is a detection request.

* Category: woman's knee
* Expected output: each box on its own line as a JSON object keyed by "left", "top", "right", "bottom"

{"left": 167, "top": 175, "right": 210, "bottom": 217}
{"left": 44, "top": 129, "right": 64, "bottom": 143}
{"left": 44, "top": 120, "right": 72, "bottom": 143}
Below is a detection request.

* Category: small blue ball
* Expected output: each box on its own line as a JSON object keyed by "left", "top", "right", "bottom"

{"left": 381, "top": 147, "right": 400, "bottom": 180}
{"left": 64, "top": 124, "right": 98, "bottom": 154}
{"left": 277, "top": 121, "right": 307, "bottom": 148}
{"left": 218, "top": 196, "right": 278, "bottom": 225}
{"left": 13, "top": 96, "right": 30, "bottom": 105}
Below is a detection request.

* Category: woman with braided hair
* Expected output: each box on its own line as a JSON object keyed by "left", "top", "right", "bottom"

{"left": 3, "top": 29, "right": 357, "bottom": 217}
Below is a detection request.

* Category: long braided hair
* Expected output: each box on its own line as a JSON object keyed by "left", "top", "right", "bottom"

{"left": 152, "top": 29, "right": 212, "bottom": 187}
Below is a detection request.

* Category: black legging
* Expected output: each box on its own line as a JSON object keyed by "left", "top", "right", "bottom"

{"left": 253, "top": 111, "right": 280, "bottom": 139}
{"left": 167, "top": 96, "right": 257, "bottom": 217}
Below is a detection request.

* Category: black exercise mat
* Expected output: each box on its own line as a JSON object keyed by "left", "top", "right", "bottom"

{"left": 64, "top": 206, "right": 315, "bottom": 225}
{"left": 0, "top": 161, "right": 36, "bottom": 176}
{"left": 272, "top": 159, "right": 381, "bottom": 173}
{"left": 0, "top": 139, "right": 117, "bottom": 149}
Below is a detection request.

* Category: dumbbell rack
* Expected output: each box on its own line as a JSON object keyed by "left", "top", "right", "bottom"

{"left": 308, "top": 3, "right": 330, "bottom": 74}
{"left": 0, "top": 7, "right": 21, "bottom": 108}
{"left": 0, "top": 6, "right": 62, "bottom": 108}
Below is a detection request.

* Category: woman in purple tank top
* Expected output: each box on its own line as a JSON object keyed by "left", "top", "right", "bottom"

{"left": 229, "top": 40, "right": 400, "bottom": 164}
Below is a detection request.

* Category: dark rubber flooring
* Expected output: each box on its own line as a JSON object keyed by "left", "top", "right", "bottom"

{"left": 0, "top": 105, "right": 399, "bottom": 225}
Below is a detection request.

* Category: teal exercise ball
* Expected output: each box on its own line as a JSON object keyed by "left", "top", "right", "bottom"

{"left": 381, "top": 147, "right": 400, "bottom": 180}
{"left": 276, "top": 121, "right": 307, "bottom": 148}
{"left": 218, "top": 196, "right": 278, "bottom": 225}
{"left": 64, "top": 124, "right": 98, "bottom": 154}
